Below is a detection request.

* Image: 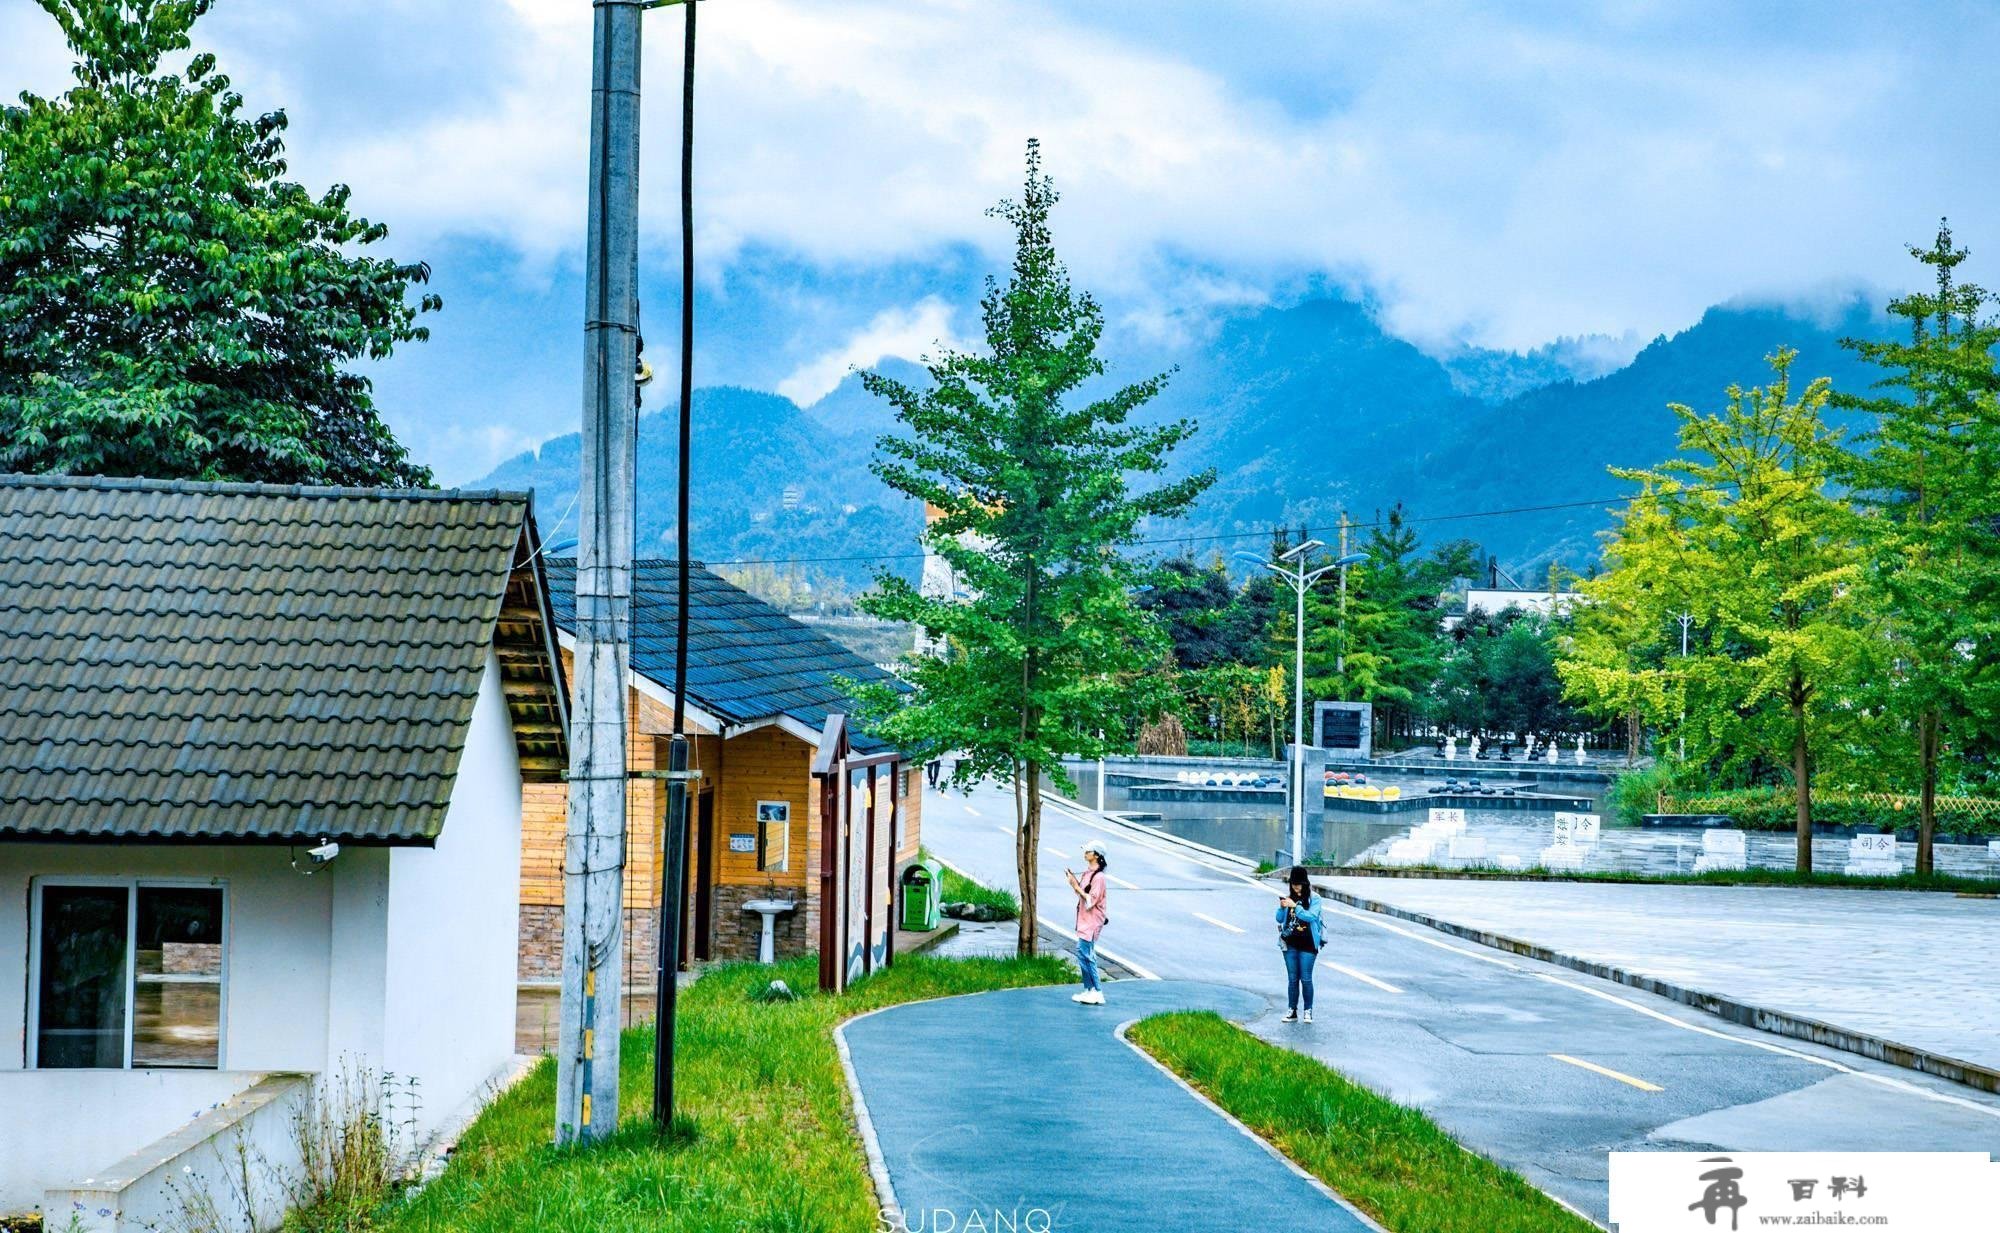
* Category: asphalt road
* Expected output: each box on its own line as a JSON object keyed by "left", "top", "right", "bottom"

{"left": 922, "top": 779, "right": 2000, "bottom": 1225}
{"left": 844, "top": 982, "right": 1380, "bottom": 1233}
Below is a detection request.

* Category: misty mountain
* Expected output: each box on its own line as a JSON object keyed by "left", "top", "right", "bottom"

{"left": 475, "top": 293, "right": 1895, "bottom": 588}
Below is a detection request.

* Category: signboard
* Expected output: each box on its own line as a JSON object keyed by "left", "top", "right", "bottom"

{"left": 1852, "top": 833, "right": 1896, "bottom": 858}
{"left": 1553, "top": 812, "right": 1601, "bottom": 844}
{"left": 1428, "top": 807, "right": 1467, "bottom": 827}
{"left": 846, "top": 768, "right": 872, "bottom": 985}
{"left": 728, "top": 833, "right": 756, "bottom": 854}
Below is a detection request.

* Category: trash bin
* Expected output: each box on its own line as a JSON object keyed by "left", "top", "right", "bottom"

{"left": 900, "top": 859, "right": 943, "bottom": 931}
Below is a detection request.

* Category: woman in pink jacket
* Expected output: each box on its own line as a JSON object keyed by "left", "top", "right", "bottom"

{"left": 1066, "top": 840, "right": 1110, "bottom": 1005}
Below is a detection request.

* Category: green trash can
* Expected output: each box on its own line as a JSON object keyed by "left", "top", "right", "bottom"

{"left": 900, "top": 859, "right": 943, "bottom": 931}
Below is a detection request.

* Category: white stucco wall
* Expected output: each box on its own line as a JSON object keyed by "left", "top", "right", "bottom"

{"left": 0, "top": 649, "right": 531, "bottom": 1216}
{"left": 0, "top": 846, "right": 336, "bottom": 1214}
{"left": 382, "top": 649, "right": 525, "bottom": 1136}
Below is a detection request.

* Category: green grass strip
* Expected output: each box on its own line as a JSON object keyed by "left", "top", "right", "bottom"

{"left": 361, "top": 953, "right": 1068, "bottom": 1233}
{"left": 921, "top": 844, "right": 1020, "bottom": 918}
{"left": 1127, "top": 1011, "right": 1597, "bottom": 1233}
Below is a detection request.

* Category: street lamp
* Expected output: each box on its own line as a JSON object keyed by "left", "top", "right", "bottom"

{"left": 1237, "top": 543, "right": 1369, "bottom": 866}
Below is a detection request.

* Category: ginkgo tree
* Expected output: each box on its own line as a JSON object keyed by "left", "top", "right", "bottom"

{"left": 850, "top": 142, "right": 1213, "bottom": 955}
{"left": 1566, "top": 352, "right": 1869, "bottom": 872}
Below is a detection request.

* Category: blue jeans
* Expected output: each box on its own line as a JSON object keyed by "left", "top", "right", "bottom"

{"left": 1076, "top": 937, "right": 1100, "bottom": 992}
{"left": 1284, "top": 947, "right": 1316, "bottom": 1011}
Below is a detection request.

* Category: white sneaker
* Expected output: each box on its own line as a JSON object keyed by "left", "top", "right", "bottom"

{"left": 1281, "top": 1009, "right": 1298, "bottom": 1022}
{"left": 1302, "top": 1009, "right": 1313, "bottom": 1023}
{"left": 1087, "top": 990, "right": 1106, "bottom": 1004}
{"left": 1072, "top": 990, "right": 1091, "bottom": 1003}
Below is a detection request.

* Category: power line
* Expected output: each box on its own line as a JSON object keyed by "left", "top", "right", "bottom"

{"left": 679, "top": 481, "right": 1750, "bottom": 569}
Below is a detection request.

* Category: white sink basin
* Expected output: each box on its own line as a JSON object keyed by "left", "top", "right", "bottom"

{"left": 740, "top": 899, "right": 799, "bottom": 963}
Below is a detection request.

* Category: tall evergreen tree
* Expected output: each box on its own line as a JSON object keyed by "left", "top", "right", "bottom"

{"left": 852, "top": 142, "right": 1213, "bottom": 954}
{"left": 1831, "top": 222, "right": 2000, "bottom": 872}
{"left": 0, "top": 0, "right": 437, "bottom": 485}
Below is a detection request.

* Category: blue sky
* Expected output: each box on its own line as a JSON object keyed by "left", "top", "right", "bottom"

{"left": 6, "top": 0, "right": 1996, "bottom": 483}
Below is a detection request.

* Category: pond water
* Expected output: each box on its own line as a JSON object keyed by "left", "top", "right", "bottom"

{"left": 1050, "top": 762, "right": 1999, "bottom": 879}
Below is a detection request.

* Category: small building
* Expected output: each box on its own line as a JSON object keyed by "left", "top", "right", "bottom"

{"left": 518, "top": 560, "right": 921, "bottom": 995}
{"left": 1440, "top": 586, "right": 1585, "bottom": 630}
{"left": 0, "top": 476, "right": 567, "bottom": 1231}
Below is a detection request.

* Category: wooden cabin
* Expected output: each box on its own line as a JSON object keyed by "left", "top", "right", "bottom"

{"left": 518, "top": 560, "right": 921, "bottom": 990}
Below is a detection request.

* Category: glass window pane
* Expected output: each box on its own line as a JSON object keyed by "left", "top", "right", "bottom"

{"left": 36, "top": 886, "right": 129, "bottom": 1068}
{"left": 132, "top": 887, "right": 224, "bottom": 1068}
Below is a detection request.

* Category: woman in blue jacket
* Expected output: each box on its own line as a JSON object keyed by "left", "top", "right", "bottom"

{"left": 1276, "top": 865, "right": 1325, "bottom": 1022}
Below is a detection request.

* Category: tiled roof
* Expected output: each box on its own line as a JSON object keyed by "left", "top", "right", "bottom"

{"left": 0, "top": 474, "right": 563, "bottom": 843}
{"left": 546, "top": 559, "right": 903, "bottom": 751}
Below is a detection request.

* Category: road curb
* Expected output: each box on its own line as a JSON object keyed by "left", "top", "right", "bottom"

{"left": 1317, "top": 885, "right": 2000, "bottom": 1096}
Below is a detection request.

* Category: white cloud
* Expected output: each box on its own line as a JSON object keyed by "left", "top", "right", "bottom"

{"left": 776, "top": 296, "right": 965, "bottom": 405}
{"left": 10, "top": 1, "right": 1997, "bottom": 355}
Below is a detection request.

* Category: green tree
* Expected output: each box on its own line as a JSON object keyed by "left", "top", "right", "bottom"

{"left": 1560, "top": 491, "right": 1689, "bottom": 765}
{"left": 851, "top": 142, "right": 1213, "bottom": 954}
{"left": 0, "top": 0, "right": 437, "bottom": 485}
{"left": 1585, "top": 352, "right": 1868, "bottom": 871}
{"left": 1831, "top": 222, "right": 2000, "bottom": 872}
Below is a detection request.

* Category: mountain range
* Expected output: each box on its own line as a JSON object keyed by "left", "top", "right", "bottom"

{"left": 475, "top": 293, "right": 1896, "bottom": 590}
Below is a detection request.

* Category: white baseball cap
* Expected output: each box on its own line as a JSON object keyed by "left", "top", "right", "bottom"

{"left": 1081, "top": 840, "right": 1107, "bottom": 857}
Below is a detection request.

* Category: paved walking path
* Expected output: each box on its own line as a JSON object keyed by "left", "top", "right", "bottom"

{"left": 1320, "top": 876, "right": 2000, "bottom": 1074}
{"left": 841, "top": 981, "right": 1378, "bottom": 1233}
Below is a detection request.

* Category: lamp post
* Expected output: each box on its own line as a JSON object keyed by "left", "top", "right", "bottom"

{"left": 1238, "top": 543, "right": 1369, "bottom": 865}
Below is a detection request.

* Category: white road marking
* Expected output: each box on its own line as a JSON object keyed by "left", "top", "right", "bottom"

{"left": 1043, "top": 845, "right": 1067, "bottom": 859}
{"left": 1534, "top": 972, "right": 2000, "bottom": 1120}
{"left": 1037, "top": 916, "right": 1162, "bottom": 981}
{"left": 1320, "top": 962, "right": 1403, "bottom": 995}
{"left": 994, "top": 825, "right": 1014, "bottom": 836}
{"left": 963, "top": 805, "right": 982, "bottom": 817}
{"left": 1107, "top": 874, "right": 1140, "bottom": 890}
{"left": 1193, "top": 912, "right": 1245, "bottom": 934}
{"left": 1323, "top": 903, "right": 1522, "bottom": 970}
{"left": 1551, "top": 1053, "right": 1664, "bottom": 1092}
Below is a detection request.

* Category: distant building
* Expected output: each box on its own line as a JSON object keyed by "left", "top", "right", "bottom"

{"left": 1441, "top": 586, "right": 1585, "bottom": 630}
{"left": 781, "top": 484, "right": 803, "bottom": 511}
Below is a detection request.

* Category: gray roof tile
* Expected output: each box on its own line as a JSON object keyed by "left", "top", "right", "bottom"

{"left": 545, "top": 559, "right": 903, "bottom": 752}
{"left": 0, "top": 474, "right": 545, "bottom": 843}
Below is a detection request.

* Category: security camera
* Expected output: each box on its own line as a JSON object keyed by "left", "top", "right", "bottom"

{"left": 307, "top": 839, "right": 341, "bottom": 864}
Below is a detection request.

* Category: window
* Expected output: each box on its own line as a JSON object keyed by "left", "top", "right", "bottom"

{"left": 32, "top": 882, "right": 225, "bottom": 1070}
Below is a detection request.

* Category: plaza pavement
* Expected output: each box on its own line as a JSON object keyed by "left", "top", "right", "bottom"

{"left": 1318, "top": 876, "right": 2000, "bottom": 1077}
{"left": 840, "top": 981, "right": 1380, "bottom": 1233}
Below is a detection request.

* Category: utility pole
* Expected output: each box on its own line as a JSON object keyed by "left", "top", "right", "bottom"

{"left": 654, "top": 0, "right": 698, "bottom": 1136}
{"left": 557, "top": 0, "right": 643, "bottom": 1145}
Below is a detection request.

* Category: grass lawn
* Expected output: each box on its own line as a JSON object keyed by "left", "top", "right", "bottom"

{"left": 1128, "top": 1012, "right": 1596, "bottom": 1233}
{"left": 1329, "top": 863, "right": 1999, "bottom": 895}
{"left": 920, "top": 845, "right": 1019, "bottom": 918}
{"left": 363, "top": 953, "right": 1068, "bottom": 1233}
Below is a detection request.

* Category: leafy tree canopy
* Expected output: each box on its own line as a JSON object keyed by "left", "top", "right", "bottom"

{"left": 849, "top": 141, "right": 1213, "bottom": 952}
{"left": 0, "top": 0, "right": 437, "bottom": 485}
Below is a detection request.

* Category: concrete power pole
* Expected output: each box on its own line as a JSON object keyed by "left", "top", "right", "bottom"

{"left": 558, "top": 0, "right": 643, "bottom": 1145}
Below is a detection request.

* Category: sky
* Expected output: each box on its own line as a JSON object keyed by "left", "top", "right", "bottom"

{"left": 5, "top": 0, "right": 1997, "bottom": 483}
